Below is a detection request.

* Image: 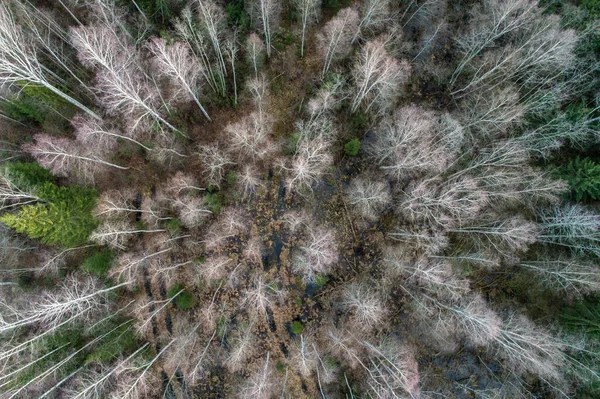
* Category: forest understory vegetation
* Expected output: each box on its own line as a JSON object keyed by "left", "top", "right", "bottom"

{"left": 0, "top": 0, "right": 600, "bottom": 398}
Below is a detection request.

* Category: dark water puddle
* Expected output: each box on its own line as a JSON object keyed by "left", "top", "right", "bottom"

{"left": 266, "top": 306, "right": 276, "bottom": 332}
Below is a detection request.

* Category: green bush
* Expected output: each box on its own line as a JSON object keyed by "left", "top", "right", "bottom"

{"left": 291, "top": 320, "right": 304, "bottom": 335}
{"left": 557, "top": 157, "right": 600, "bottom": 201}
{"left": 165, "top": 218, "right": 182, "bottom": 235}
{"left": 314, "top": 274, "right": 330, "bottom": 287}
{"left": 204, "top": 191, "right": 225, "bottom": 214}
{"left": 81, "top": 249, "right": 114, "bottom": 276}
{"left": 168, "top": 284, "right": 196, "bottom": 310}
{"left": 226, "top": 171, "right": 238, "bottom": 185}
{"left": 344, "top": 138, "right": 361, "bottom": 156}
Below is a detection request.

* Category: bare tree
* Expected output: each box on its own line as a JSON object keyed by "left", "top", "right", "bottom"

{"left": 173, "top": 0, "right": 229, "bottom": 97}
{"left": 243, "top": 274, "right": 278, "bottom": 320}
{"left": 72, "top": 114, "right": 151, "bottom": 152}
{"left": 70, "top": 25, "right": 179, "bottom": 134}
{"left": 354, "top": 0, "right": 393, "bottom": 41}
{"left": 226, "top": 111, "right": 277, "bottom": 162}
{"left": 492, "top": 314, "right": 565, "bottom": 381}
{"left": 519, "top": 255, "right": 600, "bottom": 299}
{"left": 225, "top": 36, "right": 239, "bottom": 105}
{"left": 294, "top": 0, "right": 321, "bottom": 57}
{"left": 365, "top": 105, "right": 449, "bottom": 180}
{"left": 0, "top": 275, "right": 126, "bottom": 335}
{"left": 400, "top": 176, "right": 487, "bottom": 228}
{"left": 318, "top": 7, "right": 360, "bottom": 77}
{"left": 90, "top": 220, "right": 165, "bottom": 250}
{"left": 94, "top": 189, "right": 144, "bottom": 219}
{"left": 537, "top": 204, "right": 600, "bottom": 257}
{"left": 24, "top": 134, "right": 128, "bottom": 183}
{"left": 342, "top": 282, "right": 387, "bottom": 331}
{"left": 345, "top": 176, "right": 391, "bottom": 222}
{"left": 196, "top": 256, "right": 233, "bottom": 281}
{"left": 146, "top": 37, "right": 210, "bottom": 121}
{"left": 226, "top": 324, "right": 255, "bottom": 372}
{"left": 246, "top": 33, "right": 266, "bottom": 78}
{"left": 294, "top": 227, "right": 338, "bottom": 282}
{"left": 450, "top": 215, "right": 539, "bottom": 260}
{"left": 359, "top": 339, "right": 420, "bottom": 398}
{"left": 452, "top": 0, "right": 577, "bottom": 95}
{"left": 289, "top": 334, "right": 318, "bottom": 377}
{"left": 0, "top": 171, "right": 42, "bottom": 212}
{"left": 351, "top": 36, "right": 410, "bottom": 115}
{"left": 197, "top": 145, "right": 235, "bottom": 188}
{"left": 283, "top": 137, "right": 333, "bottom": 193}
{"left": 249, "top": 0, "right": 281, "bottom": 57}
{"left": 238, "top": 165, "right": 264, "bottom": 197}
{"left": 458, "top": 86, "right": 525, "bottom": 141}
{"left": 0, "top": 2, "right": 99, "bottom": 119}
{"left": 164, "top": 172, "right": 205, "bottom": 196}
{"left": 173, "top": 195, "right": 212, "bottom": 229}
{"left": 307, "top": 74, "right": 347, "bottom": 121}
{"left": 450, "top": 0, "right": 538, "bottom": 88}
{"left": 388, "top": 226, "right": 449, "bottom": 256}
{"left": 110, "top": 247, "right": 172, "bottom": 286}
{"left": 239, "top": 352, "right": 274, "bottom": 399}
{"left": 383, "top": 253, "right": 469, "bottom": 300}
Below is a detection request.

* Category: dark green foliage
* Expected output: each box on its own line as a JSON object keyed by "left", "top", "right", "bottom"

{"left": 314, "top": 274, "right": 329, "bottom": 287}
{"left": 165, "top": 218, "right": 182, "bottom": 235}
{"left": 168, "top": 283, "right": 196, "bottom": 310}
{"left": 3, "top": 162, "right": 54, "bottom": 189}
{"left": 285, "top": 132, "right": 301, "bottom": 154}
{"left": 86, "top": 323, "right": 140, "bottom": 363}
{"left": 81, "top": 249, "right": 114, "bottom": 276}
{"left": 562, "top": 300, "right": 600, "bottom": 338}
{"left": 580, "top": 0, "right": 600, "bottom": 17}
{"left": 291, "top": 320, "right": 304, "bottom": 334}
{"left": 2, "top": 84, "right": 74, "bottom": 125}
{"left": 322, "top": 0, "right": 351, "bottom": 13}
{"left": 226, "top": 171, "right": 238, "bottom": 185}
{"left": 557, "top": 157, "right": 600, "bottom": 201}
{"left": 225, "top": 0, "right": 250, "bottom": 29}
{"left": 204, "top": 191, "right": 225, "bottom": 214}
{"left": 13, "top": 328, "right": 85, "bottom": 389}
{"left": 350, "top": 112, "right": 368, "bottom": 131}
{"left": 561, "top": 300, "right": 600, "bottom": 397}
{"left": 0, "top": 177, "right": 98, "bottom": 247}
{"left": 344, "top": 138, "right": 361, "bottom": 156}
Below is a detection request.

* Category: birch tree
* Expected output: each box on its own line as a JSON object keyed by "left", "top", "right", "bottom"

{"left": 70, "top": 25, "right": 179, "bottom": 135}
{"left": 246, "top": 33, "right": 266, "bottom": 78}
{"left": 24, "top": 134, "right": 128, "bottom": 184}
{"left": 365, "top": 105, "right": 448, "bottom": 180}
{"left": 146, "top": 37, "right": 211, "bottom": 121}
{"left": 294, "top": 0, "right": 321, "bottom": 57}
{"left": 249, "top": 0, "right": 281, "bottom": 57}
{"left": 354, "top": 0, "right": 393, "bottom": 41}
{"left": 345, "top": 176, "right": 391, "bottom": 222}
{"left": 537, "top": 204, "right": 600, "bottom": 257}
{"left": 0, "top": 2, "right": 99, "bottom": 119}
{"left": 519, "top": 255, "right": 600, "bottom": 299}
{"left": 351, "top": 36, "right": 410, "bottom": 115}
{"left": 318, "top": 7, "right": 360, "bottom": 77}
